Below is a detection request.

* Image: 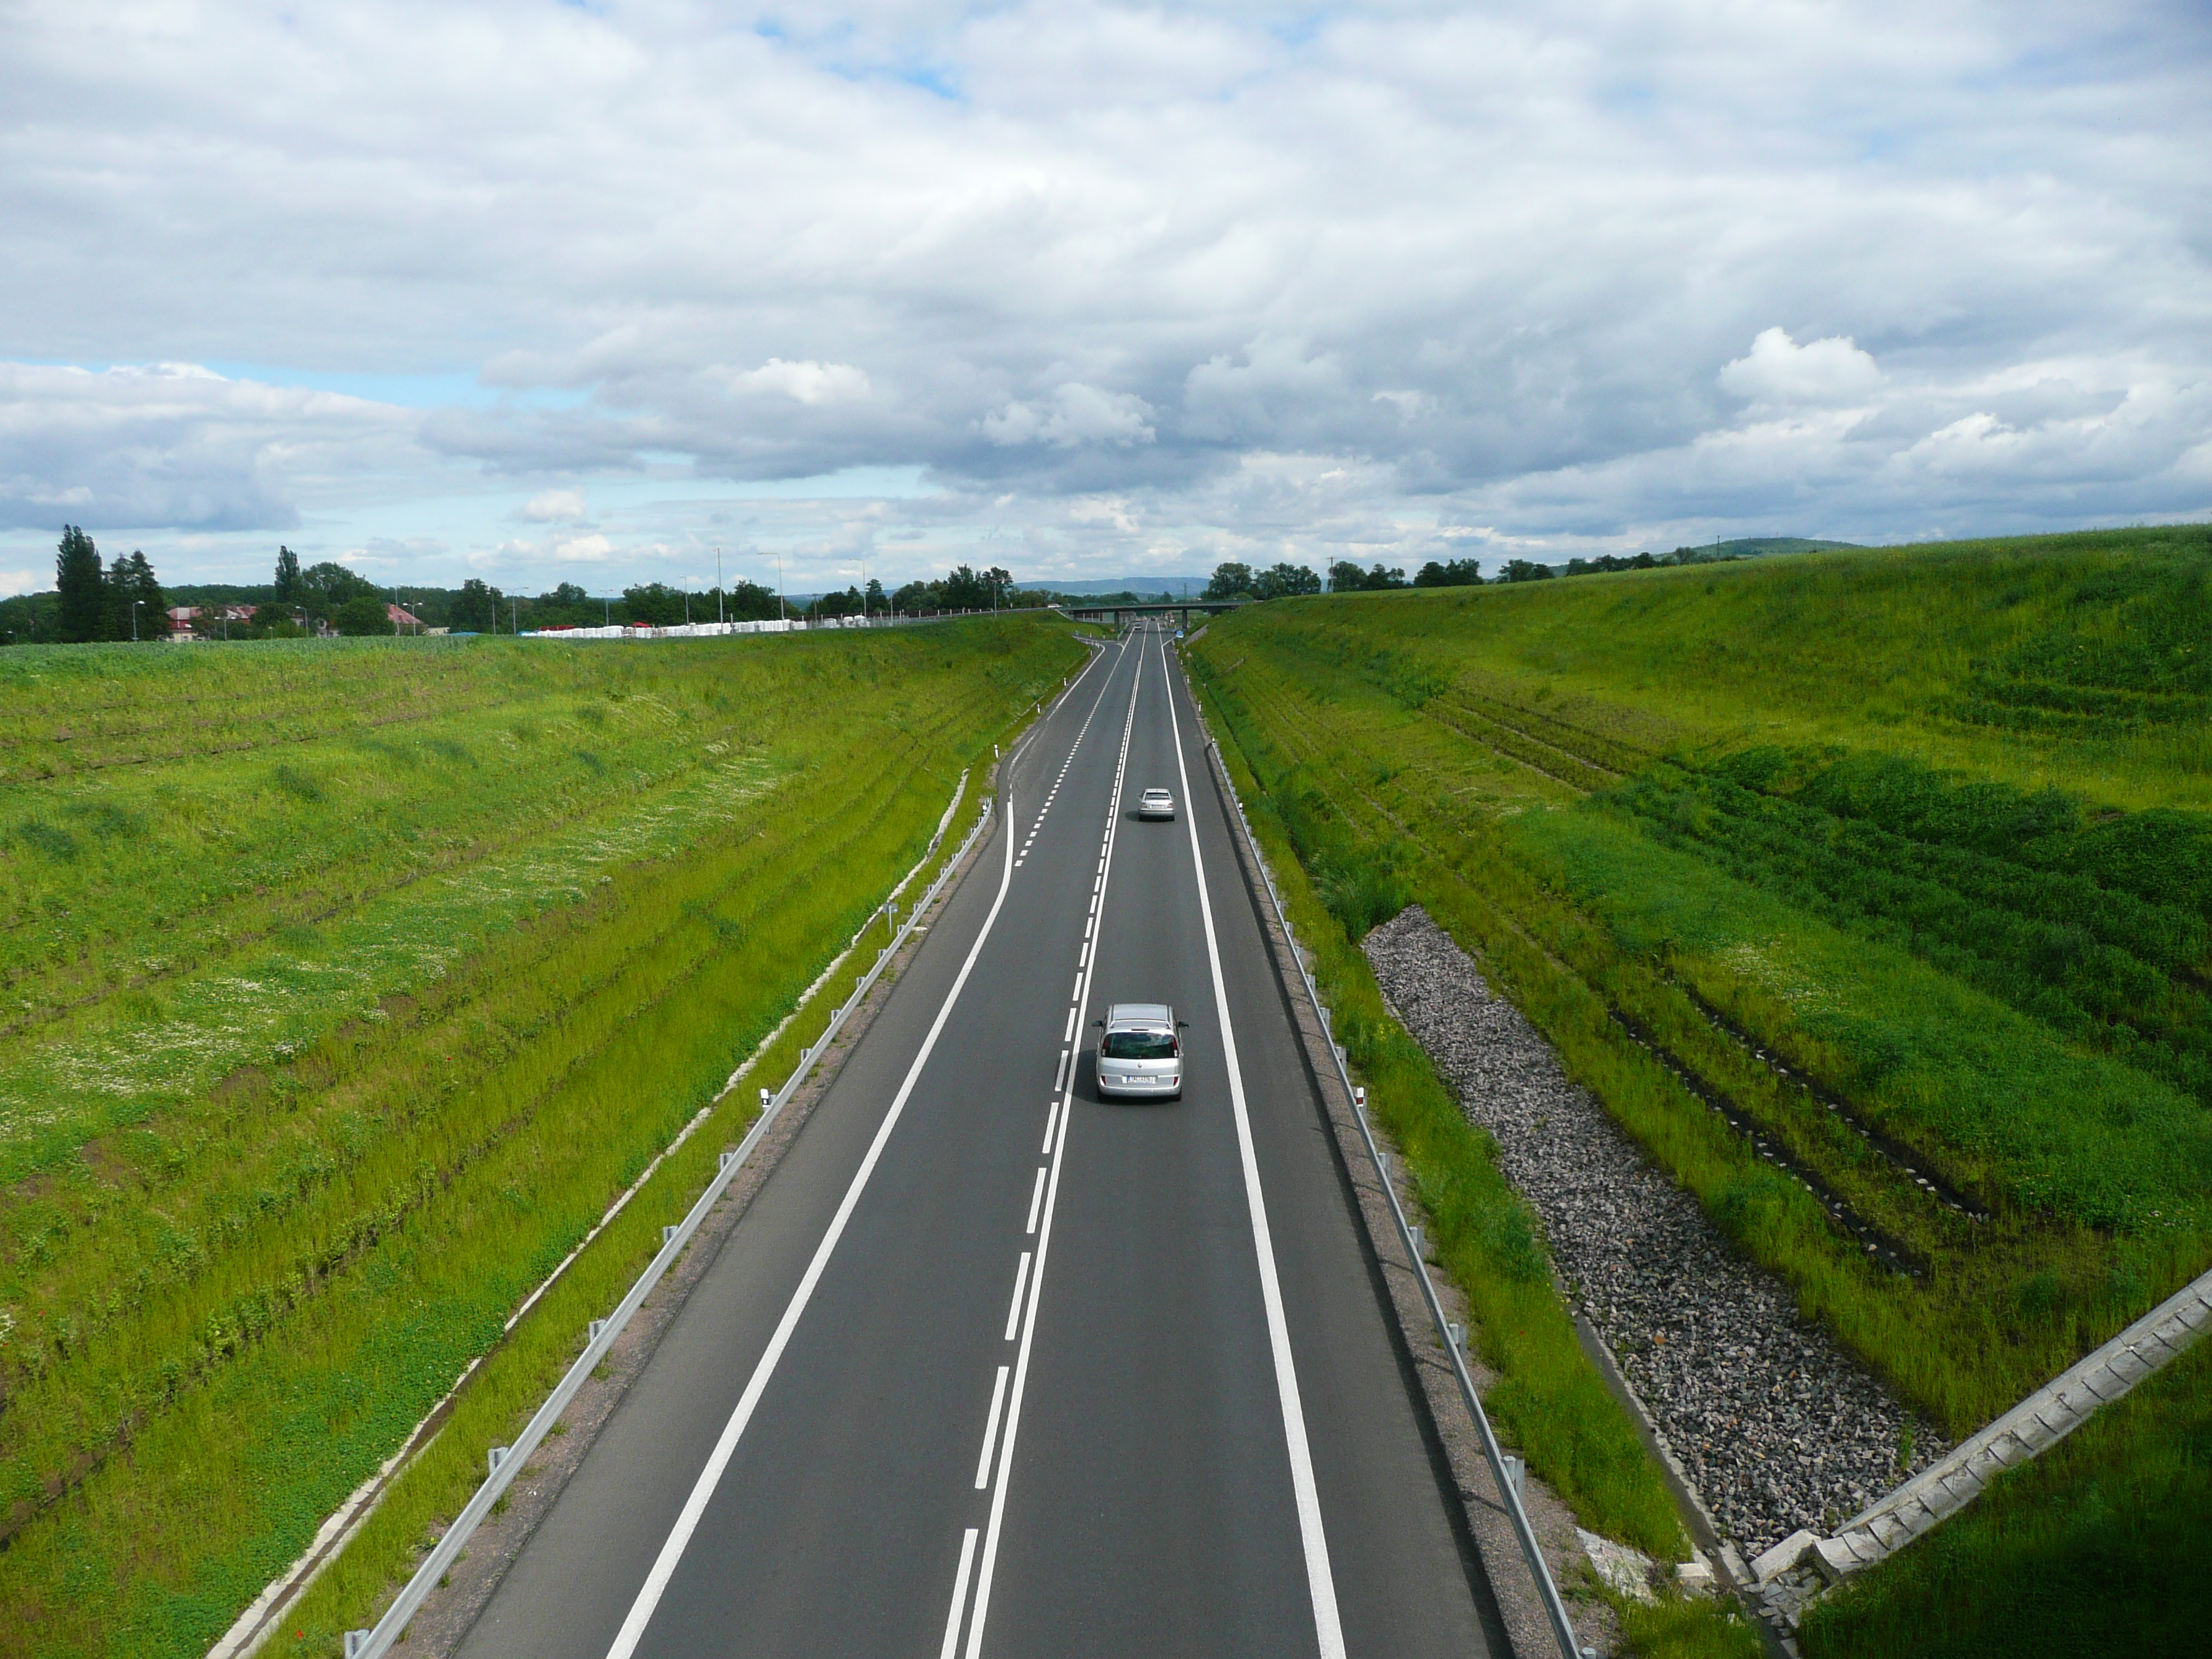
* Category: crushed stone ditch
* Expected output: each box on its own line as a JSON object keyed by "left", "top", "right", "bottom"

{"left": 1362, "top": 905, "right": 1945, "bottom": 1555}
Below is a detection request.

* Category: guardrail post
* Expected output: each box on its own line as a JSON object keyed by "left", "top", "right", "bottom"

{"left": 1408, "top": 1225, "right": 1424, "bottom": 1256}
{"left": 346, "top": 1632, "right": 369, "bottom": 1657}
{"left": 720, "top": 1150, "right": 737, "bottom": 1174}
{"left": 488, "top": 1446, "right": 508, "bottom": 1477}
{"left": 662, "top": 1225, "right": 678, "bottom": 1249}
{"left": 588, "top": 1318, "right": 607, "bottom": 1343}
{"left": 1503, "top": 1455, "right": 1527, "bottom": 1501}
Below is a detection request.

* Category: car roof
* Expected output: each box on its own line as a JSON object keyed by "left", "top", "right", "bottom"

{"left": 1104, "top": 1002, "right": 1173, "bottom": 1026}
{"left": 1141, "top": 786, "right": 1172, "bottom": 795}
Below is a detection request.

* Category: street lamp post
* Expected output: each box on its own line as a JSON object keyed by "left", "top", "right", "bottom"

{"left": 132, "top": 599, "right": 143, "bottom": 642}
{"left": 716, "top": 547, "right": 724, "bottom": 626}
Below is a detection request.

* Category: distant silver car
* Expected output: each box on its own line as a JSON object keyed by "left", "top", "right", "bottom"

{"left": 1095, "top": 1002, "right": 1184, "bottom": 1100}
{"left": 1136, "top": 787, "right": 1176, "bottom": 820}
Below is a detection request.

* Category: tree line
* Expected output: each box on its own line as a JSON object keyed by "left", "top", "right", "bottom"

{"left": 1, "top": 545, "right": 1047, "bottom": 644}
{"left": 1, "top": 529, "right": 1773, "bottom": 648}
{"left": 1195, "top": 543, "right": 1766, "bottom": 603}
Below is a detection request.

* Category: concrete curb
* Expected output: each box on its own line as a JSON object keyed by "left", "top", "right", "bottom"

{"left": 1750, "top": 1262, "right": 2212, "bottom": 1632}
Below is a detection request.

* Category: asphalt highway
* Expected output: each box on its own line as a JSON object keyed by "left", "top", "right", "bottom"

{"left": 454, "top": 625, "right": 1503, "bottom": 1659}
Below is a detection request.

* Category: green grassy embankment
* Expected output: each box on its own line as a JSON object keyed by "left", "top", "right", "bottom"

{"left": 1185, "top": 523, "right": 2212, "bottom": 1649}
{"left": 0, "top": 618, "right": 1082, "bottom": 1658}
{"left": 1202, "top": 698, "right": 1689, "bottom": 1560}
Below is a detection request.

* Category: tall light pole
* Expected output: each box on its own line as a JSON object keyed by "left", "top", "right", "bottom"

{"left": 716, "top": 547, "right": 724, "bottom": 625}
{"left": 132, "top": 598, "right": 143, "bottom": 642}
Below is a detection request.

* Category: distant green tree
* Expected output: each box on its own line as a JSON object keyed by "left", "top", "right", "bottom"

{"left": 0, "top": 590, "right": 61, "bottom": 644}
{"left": 939, "top": 565, "right": 995, "bottom": 610}
{"left": 893, "top": 580, "right": 931, "bottom": 614}
{"left": 1203, "top": 562, "right": 1255, "bottom": 601}
{"left": 1253, "top": 562, "right": 1321, "bottom": 599}
{"left": 55, "top": 526, "right": 106, "bottom": 642}
{"left": 450, "top": 578, "right": 498, "bottom": 631}
{"left": 273, "top": 546, "right": 303, "bottom": 601}
{"left": 297, "top": 561, "right": 377, "bottom": 621}
{"left": 333, "top": 595, "right": 395, "bottom": 636}
{"left": 811, "top": 585, "right": 863, "bottom": 619}
{"left": 251, "top": 603, "right": 309, "bottom": 638}
{"left": 1501, "top": 559, "right": 1555, "bottom": 583}
{"left": 725, "top": 579, "right": 781, "bottom": 620}
{"left": 106, "top": 550, "right": 168, "bottom": 639}
{"left": 1414, "top": 557, "right": 1484, "bottom": 588}
{"left": 622, "top": 583, "right": 685, "bottom": 626}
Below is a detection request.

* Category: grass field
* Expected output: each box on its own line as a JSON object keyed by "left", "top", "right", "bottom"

{"left": 1184, "top": 523, "right": 2212, "bottom": 1644}
{"left": 0, "top": 619, "right": 1083, "bottom": 1658}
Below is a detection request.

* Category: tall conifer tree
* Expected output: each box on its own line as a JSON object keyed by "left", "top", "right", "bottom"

{"left": 112, "top": 551, "right": 168, "bottom": 639}
{"left": 55, "top": 526, "right": 105, "bottom": 642}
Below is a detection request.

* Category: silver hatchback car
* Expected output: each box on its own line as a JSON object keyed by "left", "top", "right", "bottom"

{"left": 1095, "top": 1002, "right": 1184, "bottom": 1100}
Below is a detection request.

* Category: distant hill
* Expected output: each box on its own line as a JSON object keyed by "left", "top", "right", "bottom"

{"left": 1016, "top": 576, "right": 1212, "bottom": 598}
{"left": 1684, "top": 536, "right": 1861, "bottom": 558}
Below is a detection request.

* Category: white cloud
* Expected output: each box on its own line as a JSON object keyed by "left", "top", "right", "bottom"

{"left": 522, "top": 489, "right": 588, "bottom": 522}
{"left": 0, "top": 361, "right": 419, "bottom": 533}
{"left": 982, "top": 385, "right": 1156, "bottom": 448}
{"left": 1719, "top": 328, "right": 1884, "bottom": 408}
{"left": 0, "top": 0, "right": 2205, "bottom": 590}
{"left": 732, "top": 359, "right": 873, "bottom": 406}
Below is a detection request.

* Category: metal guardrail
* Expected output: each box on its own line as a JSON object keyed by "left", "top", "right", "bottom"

{"left": 345, "top": 793, "right": 997, "bottom": 1659}
{"left": 1200, "top": 731, "right": 1591, "bottom": 1659}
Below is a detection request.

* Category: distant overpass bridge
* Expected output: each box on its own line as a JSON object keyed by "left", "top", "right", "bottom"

{"left": 1058, "top": 598, "right": 1248, "bottom": 628}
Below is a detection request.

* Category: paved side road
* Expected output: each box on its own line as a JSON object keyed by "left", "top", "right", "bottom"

{"left": 452, "top": 626, "right": 1501, "bottom": 1658}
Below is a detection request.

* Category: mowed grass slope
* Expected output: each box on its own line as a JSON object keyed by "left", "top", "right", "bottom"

{"left": 0, "top": 620, "right": 1082, "bottom": 1658}
{"left": 1185, "top": 523, "right": 2212, "bottom": 1646}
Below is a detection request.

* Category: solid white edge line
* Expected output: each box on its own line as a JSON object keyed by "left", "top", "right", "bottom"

{"left": 963, "top": 624, "right": 1144, "bottom": 1659}
{"left": 1025, "top": 1166, "right": 1048, "bottom": 1233}
{"left": 1160, "top": 629, "right": 1345, "bottom": 1658}
{"left": 1003, "top": 1251, "right": 1032, "bottom": 1341}
{"left": 938, "top": 1529, "right": 979, "bottom": 1659}
{"left": 974, "top": 1367, "right": 1012, "bottom": 1489}
{"left": 600, "top": 652, "right": 1041, "bottom": 1659}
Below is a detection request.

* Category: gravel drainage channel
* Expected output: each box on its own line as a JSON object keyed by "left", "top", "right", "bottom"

{"left": 1362, "top": 906, "right": 1946, "bottom": 1560}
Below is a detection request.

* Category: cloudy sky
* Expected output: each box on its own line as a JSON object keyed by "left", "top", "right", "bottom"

{"left": 3, "top": 0, "right": 2208, "bottom": 598}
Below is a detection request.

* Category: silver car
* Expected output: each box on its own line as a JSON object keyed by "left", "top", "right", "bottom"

{"left": 1136, "top": 787, "right": 1176, "bottom": 820}
{"left": 1094, "top": 1002, "right": 1184, "bottom": 1100}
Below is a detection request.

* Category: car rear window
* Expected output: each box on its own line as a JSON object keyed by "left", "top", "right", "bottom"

{"left": 1102, "top": 1029, "right": 1177, "bottom": 1059}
